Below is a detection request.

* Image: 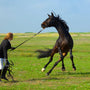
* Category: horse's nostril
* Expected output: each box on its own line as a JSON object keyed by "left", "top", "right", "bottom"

{"left": 41, "top": 24, "right": 45, "bottom": 28}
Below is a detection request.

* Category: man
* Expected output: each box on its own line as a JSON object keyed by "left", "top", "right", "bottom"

{"left": 0, "top": 32, "right": 15, "bottom": 81}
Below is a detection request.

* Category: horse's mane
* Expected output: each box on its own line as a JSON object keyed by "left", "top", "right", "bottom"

{"left": 55, "top": 15, "right": 69, "bottom": 32}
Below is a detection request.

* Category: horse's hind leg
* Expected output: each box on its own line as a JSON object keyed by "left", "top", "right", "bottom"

{"left": 70, "top": 49, "right": 76, "bottom": 70}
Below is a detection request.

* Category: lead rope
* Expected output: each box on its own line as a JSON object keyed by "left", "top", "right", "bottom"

{"left": 13, "top": 29, "right": 44, "bottom": 50}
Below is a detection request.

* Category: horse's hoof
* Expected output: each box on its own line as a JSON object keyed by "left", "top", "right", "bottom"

{"left": 41, "top": 68, "right": 45, "bottom": 72}
{"left": 73, "top": 67, "right": 76, "bottom": 71}
{"left": 62, "top": 67, "right": 65, "bottom": 71}
{"left": 62, "top": 69, "right": 65, "bottom": 71}
{"left": 46, "top": 73, "right": 49, "bottom": 76}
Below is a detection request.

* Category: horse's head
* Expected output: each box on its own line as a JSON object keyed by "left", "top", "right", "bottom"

{"left": 41, "top": 12, "right": 58, "bottom": 29}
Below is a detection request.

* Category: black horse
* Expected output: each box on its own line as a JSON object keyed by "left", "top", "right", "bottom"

{"left": 37, "top": 12, "right": 76, "bottom": 75}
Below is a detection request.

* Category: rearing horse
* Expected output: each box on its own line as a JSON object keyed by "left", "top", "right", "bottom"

{"left": 37, "top": 12, "right": 76, "bottom": 75}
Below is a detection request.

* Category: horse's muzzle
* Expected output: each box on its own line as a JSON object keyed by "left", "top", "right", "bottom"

{"left": 41, "top": 24, "right": 46, "bottom": 29}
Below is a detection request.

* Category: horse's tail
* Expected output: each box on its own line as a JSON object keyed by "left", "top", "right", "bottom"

{"left": 36, "top": 48, "right": 52, "bottom": 58}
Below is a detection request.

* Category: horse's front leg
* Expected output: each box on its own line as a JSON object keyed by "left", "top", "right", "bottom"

{"left": 41, "top": 46, "right": 58, "bottom": 72}
{"left": 41, "top": 51, "right": 55, "bottom": 72}
{"left": 61, "top": 59, "right": 65, "bottom": 71}
{"left": 46, "top": 47, "right": 64, "bottom": 75}
{"left": 58, "top": 47, "right": 66, "bottom": 71}
{"left": 41, "top": 56, "right": 53, "bottom": 72}
{"left": 61, "top": 52, "right": 67, "bottom": 71}
{"left": 46, "top": 58, "right": 62, "bottom": 76}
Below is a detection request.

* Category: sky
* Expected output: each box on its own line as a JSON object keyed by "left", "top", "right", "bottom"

{"left": 0, "top": 0, "right": 90, "bottom": 33}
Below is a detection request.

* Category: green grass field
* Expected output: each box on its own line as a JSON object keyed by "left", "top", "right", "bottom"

{"left": 0, "top": 32, "right": 90, "bottom": 90}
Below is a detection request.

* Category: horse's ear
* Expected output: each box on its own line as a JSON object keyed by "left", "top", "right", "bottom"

{"left": 48, "top": 14, "right": 51, "bottom": 17}
{"left": 51, "top": 12, "right": 54, "bottom": 17}
{"left": 57, "top": 15, "right": 59, "bottom": 19}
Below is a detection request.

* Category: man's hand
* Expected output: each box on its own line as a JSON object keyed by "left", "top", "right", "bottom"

{"left": 11, "top": 47, "right": 15, "bottom": 50}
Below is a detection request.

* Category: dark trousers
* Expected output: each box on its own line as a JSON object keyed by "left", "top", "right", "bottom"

{"left": 0, "top": 66, "right": 8, "bottom": 79}
{"left": 0, "top": 70, "right": 1, "bottom": 81}
{"left": 1, "top": 66, "right": 8, "bottom": 78}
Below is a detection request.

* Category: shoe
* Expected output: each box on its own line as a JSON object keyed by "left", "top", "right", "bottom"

{"left": 1, "top": 76, "right": 8, "bottom": 81}
{"left": 1, "top": 66, "right": 8, "bottom": 81}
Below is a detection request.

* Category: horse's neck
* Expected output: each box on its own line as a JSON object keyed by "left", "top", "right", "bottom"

{"left": 55, "top": 23, "right": 65, "bottom": 39}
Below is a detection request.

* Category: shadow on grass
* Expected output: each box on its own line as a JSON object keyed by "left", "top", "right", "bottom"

{"left": 29, "top": 77, "right": 64, "bottom": 81}
{"left": 25, "top": 71, "right": 90, "bottom": 82}
{"left": 52, "top": 71, "right": 90, "bottom": 77}
{"left": 5, "top": 77, "right": 64, "bottom": 84}
{"left": 0, "top": 80, "right": 19, "bottom": 84}
{"left": 71, "top": 72, "right": 90, "bottom": 75}
{"left": 5, "top": 71, "right": 90, "bottom": 83}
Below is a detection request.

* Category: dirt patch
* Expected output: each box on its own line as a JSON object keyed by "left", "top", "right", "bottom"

{"left": 80, "top": 34, "right": 90, "bottom": 36}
